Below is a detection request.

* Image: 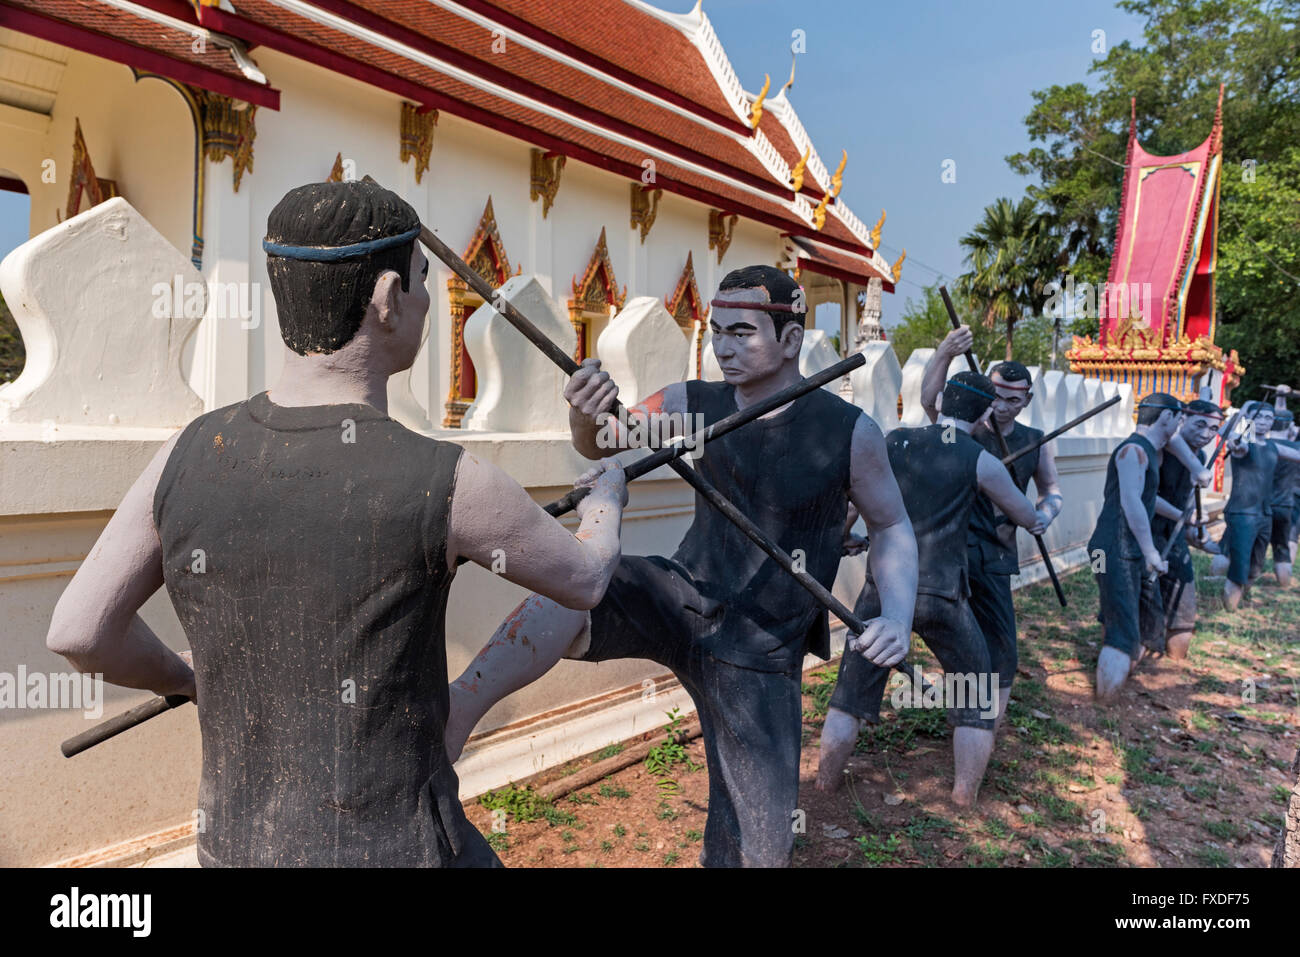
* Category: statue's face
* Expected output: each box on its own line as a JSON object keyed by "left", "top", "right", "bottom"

{"left": 989, "top": 372, "right": 1031, "bottom": 428}
{"left": 1254, "top": 408, "right": 1275, "bottom": 436}
{"left": 709, "top": 286, "right": 802, "bottom": 387}
{"left": 1181, "top": 413, "right": 1220, "bottom": 450}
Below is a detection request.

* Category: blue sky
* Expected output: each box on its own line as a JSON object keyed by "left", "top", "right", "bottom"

{"left": 0, "top": 0, "right": 1147, "bottom": 330}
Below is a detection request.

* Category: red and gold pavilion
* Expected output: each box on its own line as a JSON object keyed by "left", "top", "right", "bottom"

{"left": 1067, "top": 86, "right": 1242, "bottom": 409}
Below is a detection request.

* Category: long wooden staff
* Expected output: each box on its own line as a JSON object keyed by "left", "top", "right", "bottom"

{"left": 1000, "top": 395, "right": 1121, "bottom": 466}
{"left": 938, "top": 286, "right": 1067, "bottom": 606}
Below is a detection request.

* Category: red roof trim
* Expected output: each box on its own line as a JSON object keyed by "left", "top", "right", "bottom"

{"left": 279, "top": 0, "right": 792, "bottom": 202}
{"left": 0, "top": 3, "right": 281, "bottom": 109}
{"left": 796, "top": 254, "right": 886, "bottom": 289}
{"left": 453, "top": 0, "right": 749, "bottom": 136}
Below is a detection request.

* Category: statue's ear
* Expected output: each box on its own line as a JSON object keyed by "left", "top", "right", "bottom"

{"left": 781, "top": 320, "right": 803, "bottom": 358}
{"left": 370, "top": 268, "right": 402, "bottom": 325}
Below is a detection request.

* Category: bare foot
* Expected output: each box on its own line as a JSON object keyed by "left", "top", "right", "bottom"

{"left": 816, "top": 707, "right": 861, "bottom": 792}
{"left": 1095, "top": 646, "right": 1131, "bottom": 702}
{"left": 1166, "top": 632, "right": 1192, "bottom": 660}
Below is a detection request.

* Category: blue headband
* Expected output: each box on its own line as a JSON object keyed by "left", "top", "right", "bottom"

{"left": 262, "top": 226, "right": 421, "bottom": 262}
{"left": 947, "top": 377, "right": 995, "bottom": 401}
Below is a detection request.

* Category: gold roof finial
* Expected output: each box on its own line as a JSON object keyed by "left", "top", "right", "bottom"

{"left": 870, "top": 209, "right": 886, "bottom": 250}
{"left": 830, "top": 150, "right": 847, "bottom": 197}
{"left": 790, "top": 146, "right": 810, "bottom": 192}
{"left": 749, "top": 74, "right": 771, "bottom": 130}
{"left": 782, "top": 54, "right": 796, "bottom": 95}
{"left": 891, "top": 249, "right": 907, "bottom": 283}
{"left": 812, "top": 191, "right": 830, "bottom": 230}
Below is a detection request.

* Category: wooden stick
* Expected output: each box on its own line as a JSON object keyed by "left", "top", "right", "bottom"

{"left": 1000, "top": 395, "right": 1121, "bottom": 466}
{"left": 545, "top": 352, "right": 865, "bottom": 516}
{"left": 60, "top": 695, "right": 190, "bottom": 757}
{"left": 939, "top": 286, "right": 1067, "bottom": 606}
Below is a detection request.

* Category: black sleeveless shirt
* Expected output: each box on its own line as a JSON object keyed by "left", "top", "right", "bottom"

{"left": 1088, "top": 433, "right": 1159, "bottom": 561}
{"left": 1272, "top": 439, "right": 1300, "bottom": 509}
{"left": 1153, "top": 447, "right": 1204, "bottom": 583}
{"left": 1226, "top": 440, "right": 1279, "bottom": 516}
{"left": 871, "top": 424, "right": 985, "bottom": 599}
{"left": 154, "top": 392, "right": 493, "bottom": 867}
{"left": 673, "top": 379, "right": 862, "bottom": 671}
{"left": 968, "top": 421, "right": 1042, "bottom": 574}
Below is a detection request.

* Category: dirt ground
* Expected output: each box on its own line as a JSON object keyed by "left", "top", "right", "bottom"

{"left": 461, "top": 551, "right": 1300, "bottom": 867}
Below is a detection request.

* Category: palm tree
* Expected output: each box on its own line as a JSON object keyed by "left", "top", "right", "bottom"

{"left": 957, "top": 197, "right": 1058, "bottom": 361}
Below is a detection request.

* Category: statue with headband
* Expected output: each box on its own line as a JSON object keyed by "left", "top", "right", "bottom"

{"left": 46, "top": 180, "right": 634, "bottom": 866}
{"left": 1251, "top": 405, "right": 1300, "bottom": 588}
{"left": 1212, "top": 400, "right": 1300, "bottom": 609}
{"left": 444, "top": 264, "right": 919, "bottom": 867}
{"left": 1090, "top": 393, "right": 1185, "bottom": 701}
{"left": 1144, "top": 399, "right": 1225, "bottom": 660}
{"left": 817, "top": 370, "right": 1047, "bottom": 807}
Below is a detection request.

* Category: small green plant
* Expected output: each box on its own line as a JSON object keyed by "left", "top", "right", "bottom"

{"left": 663, "top": 851, "right": 680, "bottom": 866}
{"left": 685, "top": 829, "right": 703, "bottom": 842}
{"left": 600, "top": 840, "right": 614, "bottom": 853}
{"left": 567, "top": 791, "right": 599, "bottom": 805}
{"left": 598, "top": 783, "right": 631, "bottom": 799}
{"left": 856, "top": 833, "right": 903, "bottom": 865}
{"left": 595, "top": 743, "right": 625, "bottom": 760}
{"left": 484, "top": 832, "right": 509, "bottom": 852}
{"left": 645, "top": 708, "right": 701, "bottom": 777}
{"left": 613, "top": 823, "right": 627, "bottom": 838}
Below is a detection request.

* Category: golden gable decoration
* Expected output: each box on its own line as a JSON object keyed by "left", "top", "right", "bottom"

{"left": 400, "top": 102, "right": 438, "bottom": 184}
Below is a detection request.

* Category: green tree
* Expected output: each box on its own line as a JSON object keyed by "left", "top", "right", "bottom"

{"left": 957, "top": 196, "right": 1058, "bottom": 361}
{"left": 1006, "top": 0, "right": 1300, "bottom": 395}
{"left": 0, "top": 289, "right": 23, "bottom": 384}
{"left": 887, "top": 283, "right": 1053, "bottom": 370}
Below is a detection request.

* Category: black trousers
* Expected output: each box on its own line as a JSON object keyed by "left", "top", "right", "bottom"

{"left": 579, "top": 555, "right": 803, "bottom": 868}
{"left": 829, "top": 581, "right": 998, "bottom": 730}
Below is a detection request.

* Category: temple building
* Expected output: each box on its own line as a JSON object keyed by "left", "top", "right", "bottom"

{"left": 0, "top": 0, "right": 902, "bottom": 428}
{"left": 1066, "top": 87, "right": 1242, "bottom": 409}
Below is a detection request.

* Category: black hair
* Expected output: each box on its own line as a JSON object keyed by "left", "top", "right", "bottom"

{"left": 989, "top": 360, "right": 1031, "bottom": 386}
{"left": 1184, "top": 399, "right": 1224, "bottom": 419}
{"left": 1136, "top": 392, "right": 1183, "bottom": 426}
{"left": 717, "top": 264, "right": 806, "bottom": 337}
{"left": 941, "top": 370, "right": 996, "bottom": 423}
{"left": 265, "top": 181, "right": 421, "bottom": 355}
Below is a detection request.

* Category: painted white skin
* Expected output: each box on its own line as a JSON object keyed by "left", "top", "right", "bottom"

{"left": 819, "top": 393, "right": 1040, "bottom": 805}
{"left": 445, "top": 284, "right": 920, "bottom": 764}
{"left": 46, "top": 241, "right": 629, "bottom": 706}
{"left": 1152, "top": 412, "right": 1223, "bottom": 660}
{"left": 919, "top": 327, "right": 1061, "bottom": 731}
{"left": 1095, "top": 407, "right": 1183, "bottom": 702}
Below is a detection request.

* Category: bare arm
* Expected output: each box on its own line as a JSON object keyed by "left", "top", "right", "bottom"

{"left": 446, "top": 452, "right": 626, "bottom": 610}
{"left": 1275, "top": 441, "right": 1300, "bottom": 463}
{"left": 847, "top": 414, "right": 917, "bottom": 665}
{"left": 1116, "top": 444, "right": 1161, "bottom": 567}
{"left": 1032, "top": 442, "right": 1064, "bottom": 528}
{"left": 566, "top": 357, "right": 686, "bottom": 460}
{"left": 975, "top": 450, "right": 1040, "bottom": 529}
{"left": 919, "top": 326, "right": 972, "bottom": 424}
{"left": 46, "top": 431, "right": 195, "bottom": 699}
{"left": 1166, "top": 431, "right": 1212, "bottom": 486}
{"left": 1154, "top": 495, "right": 1183, "bottom": 521}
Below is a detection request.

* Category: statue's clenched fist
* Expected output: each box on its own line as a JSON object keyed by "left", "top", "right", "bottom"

{"left": 564, "top": 358, "right": 619, "bottom": 421}
{"left": 848, "top": 616, "right": 910, "bottom": 667}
